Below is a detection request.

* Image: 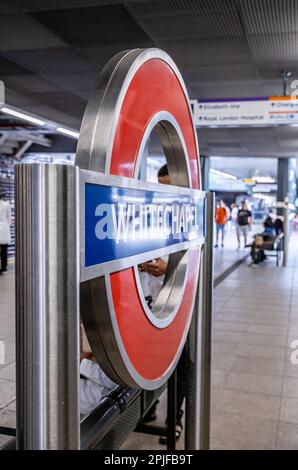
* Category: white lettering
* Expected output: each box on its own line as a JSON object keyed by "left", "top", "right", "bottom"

{"left": 95, "top": 204, "right": 114, "bottom": 240}
{"left": 94, "top": 202, "right": 200, "bottom": 242}
{"left": 163, "top": 205, "right": 172, "bottom": 236}
{"left": 290, "top": 339, "right": 298, "bottom": 365}
{"left": 0, "top": 340, "right": 5, "bottom": 365}
{"left": 179, "top": 205, "right": 186, "bottom": 233}
{"left": 184, "top": 204, "right": 192, "bottom": 232}
{"left": 115, "top": 203, "right": 131, "bottom": 243}
{"left": 172, "top": 204, "right": 180, "bottom": 239}
{"left": 157, "top": 204, "right": 164, "bottom": 236}
{"left": 104, "top": 455, "right": 138, "bottom": 467}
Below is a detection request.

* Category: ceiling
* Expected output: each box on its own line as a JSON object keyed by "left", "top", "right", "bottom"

{"left": 197, "top": 125, "right": 298, "bottom": 158}
{"left": 210, "top": 156, "right": 277, "bottom": 180}
{"left": 1, "top": 0, "right": 298, "bottom": 158}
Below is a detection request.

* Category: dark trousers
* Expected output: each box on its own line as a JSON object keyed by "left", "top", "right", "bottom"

{"left": 0, "top": 244, "right": 8, "bottom": 272}
{"left": 176, "top": 346, "right": 187, "bottom": 423}
{"left": 143, "top": 346, "right": 187, "bottom": 424}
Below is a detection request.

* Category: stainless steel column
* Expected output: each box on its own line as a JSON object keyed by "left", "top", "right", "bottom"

{"left": 185, "top": 191, "right": 214, "bottom": 450}
{"left": 15, "top": 163, "right": 80, "bottom": 450}
{"left": 199, "top": 192, "right": 214, "bottom": 449}
{"left": 283, "top": 200, "right": 289, "bottom": 267}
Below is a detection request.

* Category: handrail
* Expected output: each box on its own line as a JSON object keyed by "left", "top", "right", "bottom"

{"left": 81, "top": 387, "right": 140, "bottom": 450}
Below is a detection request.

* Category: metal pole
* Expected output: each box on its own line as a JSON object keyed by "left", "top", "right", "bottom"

{"left": 185, "top": 191, "right": 214, "bottom": 450}
{"left": 283, "top": 200, "right": 289, "bottom": 267}
{"left": 184, "top": 282, "right": 201, "bottom": 450}
{"left": 167, "top": 369, "right": 177, "bottom": 451}
{"left": 283, "top": 76, "right": 287, "bottom": 97}
{"left": 15, "top": 163, "right": 80, "bottom": 449}
{"left": 199, "top": 192, "right": 214, "bottom": 449}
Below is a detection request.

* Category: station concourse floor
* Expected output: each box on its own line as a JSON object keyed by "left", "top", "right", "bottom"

{"left": 1, "top": 230, "right": 298, "bottom": 449}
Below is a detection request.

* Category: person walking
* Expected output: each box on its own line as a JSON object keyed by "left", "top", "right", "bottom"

{"left": 236, "top": 200, "right": 252, "bottom": 249}
{"left": 231, "top": 203, "right": 239, "bottom": 230}
{"left": 0, "top": 190, "right": 11, "bottom": 275}
{"left": 215, "top": 200, "right": 227, "bottom": 248}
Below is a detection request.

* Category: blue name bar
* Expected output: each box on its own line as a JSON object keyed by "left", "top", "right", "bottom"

{"left": 84, "top": 182, "right": 205, "bottom": 270}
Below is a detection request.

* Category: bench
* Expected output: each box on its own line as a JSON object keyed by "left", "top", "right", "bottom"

{"left": 256, "top": 233, "right": 284, "bottom": 266}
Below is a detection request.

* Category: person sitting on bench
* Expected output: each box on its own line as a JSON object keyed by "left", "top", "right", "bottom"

{"left": 250, "top": 217, "right": 276, "bottom": 265}
{"left": 274, "top": 217, "right": 284, "bottom": 236}
{"left": 80, "top": 350, "right": 117, "bottom": 417}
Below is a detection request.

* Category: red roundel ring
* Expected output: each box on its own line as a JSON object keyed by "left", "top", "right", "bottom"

{"left": 76, "top": 49, "right": 202, "bottom": 389}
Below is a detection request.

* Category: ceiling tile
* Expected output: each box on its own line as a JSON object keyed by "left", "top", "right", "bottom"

{"left": 31, "top": 4, "right": 153, "bottom": 47}
{"left": 3, "top": 47, "right": 96, "bottom": 75}
{"left": 0, "top": 55, "right": 34, "bottom": 75}
{"left": 0, "top": 14, "right": 67, "bottom": 51}
{"left": 3, "top": 74, "right": 64, "bottom": 93}
{"left": 10, "top": 0, "right": 121, "bottom": 13}
{"left": 46, "top": 71, "right": 99, "bottom": 94}
{"left": 125, "top": 0, "right": 245, "bottom": 41}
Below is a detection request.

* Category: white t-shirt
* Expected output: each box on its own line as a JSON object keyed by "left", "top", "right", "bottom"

{"left": 0, "top": 200, "right": 11, "bottom": 245}
{"left": 138, "top": 256, "right": 168, "bottom": 305}
{"left": 231, "top": 207, "right": 238, "bottom": 221}
{"left": 138, "top": 269, "right": 164, "bottom": 304}
{"left": 80, "top": 359, "right": 117, "bottom": 416}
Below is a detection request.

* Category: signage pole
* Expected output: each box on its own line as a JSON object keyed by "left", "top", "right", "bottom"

{"left": 185, "top": 191, "right": 214, "bottom": 450}
{"left": 199, "top": 191, "right": 214, "bottom": 449}
{"left": 283, "top": 199, "right": 289, "bottom": 267}
{"left": 167, "top": 369, "right": 177, "bottom": 451}
{"left": 15, "top": 163, "right": 80, "bottom": 449}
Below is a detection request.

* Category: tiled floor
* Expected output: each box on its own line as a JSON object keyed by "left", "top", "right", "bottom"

{"left": 213, "top": 223, "right": 254, "bottom": 279}
{"left": 1, "top": 230, "right": 298, "bottom": 449}
{"left": 123, "top": 233, "right": 298, "bottom": 450}
{"left": 210, "top": 233, "right": 298, "bottom": 450}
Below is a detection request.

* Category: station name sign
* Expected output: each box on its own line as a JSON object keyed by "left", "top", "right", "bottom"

{"left": 80, "top": 170, "right": 205, "bottom": 281}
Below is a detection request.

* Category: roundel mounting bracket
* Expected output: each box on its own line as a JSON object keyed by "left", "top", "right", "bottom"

{"left": 76, "top": 48, "right": 203, "bottom": 390}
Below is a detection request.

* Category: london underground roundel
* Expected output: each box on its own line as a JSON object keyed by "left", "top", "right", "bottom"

{"left": 76, "top": 49, "right": 204, "bottom": 390}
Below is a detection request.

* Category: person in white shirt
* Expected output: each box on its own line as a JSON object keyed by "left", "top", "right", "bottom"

{"left": 139, "top": 165, "right": 185, "bottom": 445}
{"left": 80, "top": 351, "right": 117, "bottom": 417}
{"left": 138, "top": 257, "right": 167, "bottom": 308}
{"left": 0, "top": 191, "right": 11, "bottom": 275}
{"left": 138, "top": 164, "right": 170, "bottom": 289}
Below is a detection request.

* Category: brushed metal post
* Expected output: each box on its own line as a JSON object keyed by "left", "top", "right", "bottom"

{"left": 15, "top": 163, "right": 80, "bottom": 449}
{"left": 185, "top": 191, "right": 214, "bottom": 450}
{"left": 199, "top": 192, "right": 214, "bottom": 449}
{"left": 184, "top": 279, "right": 202, "bottom": 450}
{"left": 167, "top": 369, "right": 177, "bottom": 451}
{"left": 283, "top": 200, "right": 289, "bottom": 267}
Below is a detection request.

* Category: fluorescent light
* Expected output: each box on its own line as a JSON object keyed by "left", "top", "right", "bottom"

{"left": 210, "top": 168, "right": 237, "bottom": 180}
{"left": 252, "top": 176, "right": 275, "bottom": 183}
{"left": 252, "top": 193, "right": 265, "bottom": 198}
{"left": 56, "top": 127, "right": 79, "bottom": 139}
{"left": 1, "top": 105, "right": 80, "bottom": 139}
{"left": 147, "top": 157, "right": 164, "bottom": 167}
{"left": 1, "top": 106, "right": 46, "bottom": 126}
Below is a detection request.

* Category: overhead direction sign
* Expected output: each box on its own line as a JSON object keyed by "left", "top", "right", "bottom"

{"left": 242, "top": 178, "right": 255, "bottom": 185}
{"left": 193, "top": 96, "right": 298, "bottom": 127}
